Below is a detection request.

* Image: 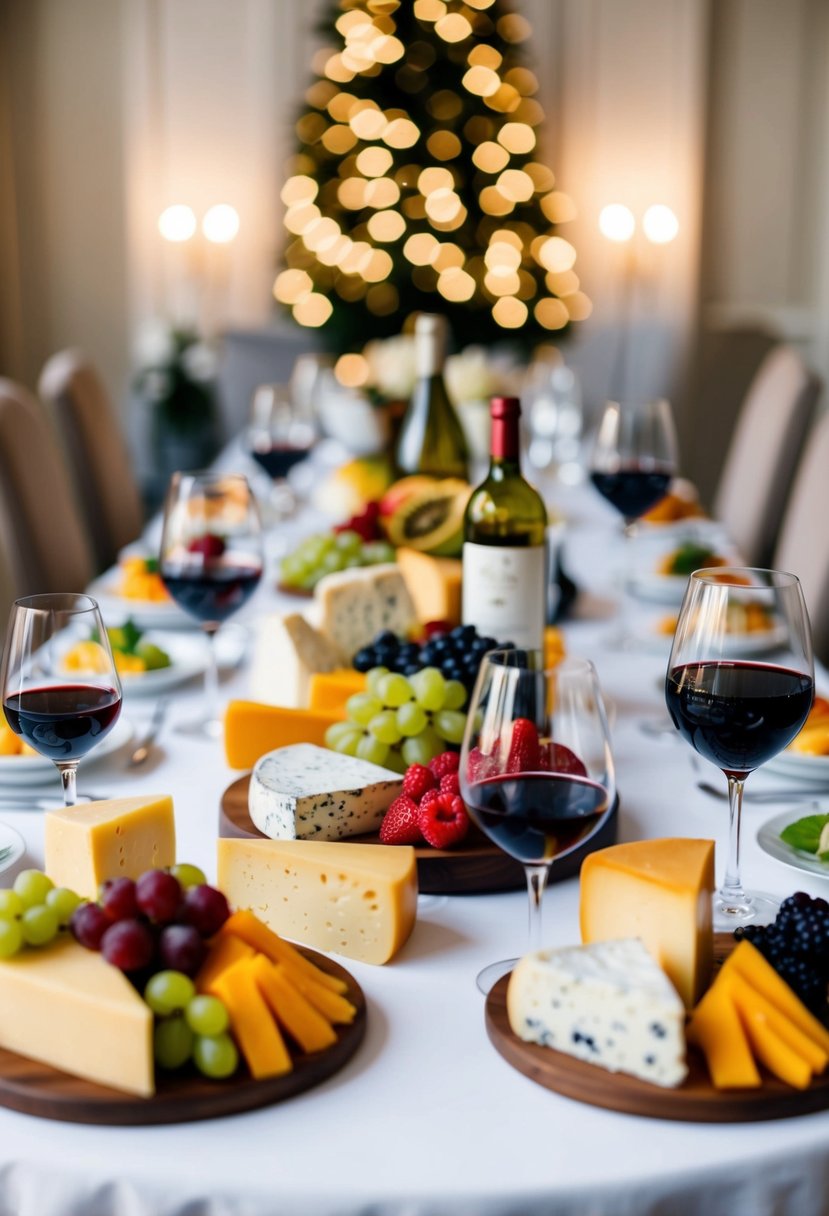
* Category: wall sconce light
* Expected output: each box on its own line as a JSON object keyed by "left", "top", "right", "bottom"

{"left": 202, "top": 204, "right": 241, "bottom": 244}
{"left": 158, "top": 205, "right": 197, "bottom": 243}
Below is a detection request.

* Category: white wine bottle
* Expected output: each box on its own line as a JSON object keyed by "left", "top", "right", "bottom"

{"left": 462, "top": 396, "right": 548, "bottom": 650}
{"left": 394, "top": 314, "right": 469, "bottom": 480}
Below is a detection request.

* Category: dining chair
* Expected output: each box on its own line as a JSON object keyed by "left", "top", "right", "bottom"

{"left": 38, "top": 349, "right": 145, "bottom": 571}
{"left": 0, "top": 379, "right": 94, "bottom": 598}
{"left": 774, "top": 408, "right": 829, "bottom": 666}
{"left": 713, "top": 345, "right": 821, "bottom": 567}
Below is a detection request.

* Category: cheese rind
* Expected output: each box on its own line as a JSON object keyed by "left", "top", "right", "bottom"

{"left": 507, "top": 938, "right": 687, "bottom": 1088}
{"left": 217, "top": 837, "right": 418, "bottom": 965}
{"left": 579, "top": 837, "right": 715, "bottom": 1007}
{"left": 224, "top": 701, "right": 341, "bottom": 770}
{"left": 44, "top": 795, "right": 176, "bottom": 899}
{"left": 249, "top": 743, "right": 402, "bottom": 842}
{"left": 0, "top": 939, "right": 154, "bottom": 1096}
{"left": 314, "top": 564, "right": 417, "bottom": 658}
{"left": 250, "top": 613, "right": 347, "bottom": 709}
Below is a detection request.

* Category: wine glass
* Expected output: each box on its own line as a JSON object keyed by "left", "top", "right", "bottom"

{"left": 159, "top": 471, "right": 264, "bottom": 739}
{"left": 1, "top": 594, "right": 123, "bottom": 806}
{"left": 589, "top": 398, "right": 678, "bottom": 642}
{"left": 246, "top": 384, "right": 316, "bottom": 523}
{"left": 665, "top": 568, "right": 814, "bottom": 930}
{"left": 459, "top": 651, "right": 616, "bottom": 993}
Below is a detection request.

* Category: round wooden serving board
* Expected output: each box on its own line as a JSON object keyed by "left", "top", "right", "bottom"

{"left": 485, "top": 934, "right": 829, "bottom": 1122}
{"left": 219, "top": 775, "right": 619, "bottom": 896}
{"left": 0, "top": 948, "right": 366, "bottom": 1126}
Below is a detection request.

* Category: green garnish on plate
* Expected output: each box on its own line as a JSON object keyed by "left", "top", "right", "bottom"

{"left": 780, "top": 813, "right": 829, "bottom": 860}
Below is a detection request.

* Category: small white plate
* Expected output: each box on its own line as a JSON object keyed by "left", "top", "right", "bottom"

{"left": 757, "top": 809, "right": 829, "bottom": 879}
{"left": 118, "top": 630, "right": 246, "bottom": 698}
{"left": 641, "top": 623, "right": 790, "bottom": 657}
{"left": 86, "top": 573, "right": 192, "bottom": 631}
{"left": 0, "top": 717, "right": 134, "bottom": 787}
{"left": 764, "top": 749, "right": 829, "bottom": 785}
{"left": 0, "top": 823, "right": 25, "bottom": 876}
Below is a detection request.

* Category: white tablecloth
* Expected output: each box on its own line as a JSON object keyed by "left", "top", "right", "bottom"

{"left": 1, "top": 471, "right": 828, "bottom": 1216}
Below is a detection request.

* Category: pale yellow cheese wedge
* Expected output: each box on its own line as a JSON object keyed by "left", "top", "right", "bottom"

{"left": 217, "top": 837, "right": 417, "bottom": 965}
{"left": 45, "top": 795, "right": 175, "bottom": 899}
{"left": 0, "top": 938, "right": 153, "bottom": 1095}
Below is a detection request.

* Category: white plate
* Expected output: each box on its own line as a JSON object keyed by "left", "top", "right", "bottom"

{"left": 640, "top": 622, "right": 790, "bottom": 657}
{"left": 86, "top": 573, "right": 192, "bottom": 630}
{"left": 0, "top": 823, "right": 25, "bottom": 875}
{"left": 117, "top": 630, "right": 246, "bottom": 698}
{"left": 0, "top": 717, "right": 134, "bottom": 787}
{"left": 757, "top": 809, "right": 829, "bottom": 879}
{"left": 764, "top": 749, "right": 829, "bottom": 785}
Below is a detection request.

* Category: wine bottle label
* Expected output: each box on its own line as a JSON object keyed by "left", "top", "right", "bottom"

{"left": 461, "top": 542, "right": 547, "bottom": 650}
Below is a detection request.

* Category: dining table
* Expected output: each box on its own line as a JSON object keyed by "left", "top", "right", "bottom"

{"left": 1, "top": 447, "right": 828, "bottom": 1216}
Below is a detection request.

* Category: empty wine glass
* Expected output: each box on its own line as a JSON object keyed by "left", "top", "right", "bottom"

{"left": 665, "top": 568, "right": 814, "bottom": 929}
{"left": 460, "top": 651, "right": 616, "bottom": 993}
{"left": 1, "top": 594, "right": 123, "bottom": 806}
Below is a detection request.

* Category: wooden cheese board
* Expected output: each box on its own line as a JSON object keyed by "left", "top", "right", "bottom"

{"left": 0, "top": 947, "right": 366, "bottom": 1126}
{"left": 485, "top": 934, "right": 829, "bottom": 1122}
{"left": 219, "top": 775, "right": 620, "bottom": 896}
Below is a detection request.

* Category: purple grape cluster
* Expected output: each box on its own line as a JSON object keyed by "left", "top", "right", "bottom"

{"left": 735, "top": 891, "right": 829, "bottom": 1013}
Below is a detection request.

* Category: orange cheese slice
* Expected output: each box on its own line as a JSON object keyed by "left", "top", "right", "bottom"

{"left": 250, "top": 955, "right": 337, "bottom": 1053}
{"left": 209, "top": 958, "right": 292, "bottom": 1079}
{"left": 720, "top": 941, "right": 829, "bottom": 1055}
{"left": 687, "top": 975, "right": 761, "bottom": 1089}
{"left": 223, "top": 701, "right": 341, "bottom": 770}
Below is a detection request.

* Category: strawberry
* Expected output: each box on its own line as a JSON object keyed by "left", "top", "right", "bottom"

{"left": 379, "top": 795, "right": 423, "bottom": 845}
{"left": 429, "top": 751, "right": 460, "bottom": 779}
{"left": 539, "top": 742, "right": 588, "bottom": 777}
{"left": 187, "top": 533, "right": 225, "bottom": 559}
{"left": 418, "top": 790, "right": 469, "bottom": 849}
{"left": 439, "top": 772, "right": 460, "bottom": 797}
{"left": 402, "top": 763, "right": 437, "bottom": 802}
{"left": 423, "top": 620, "right": 453, "bottom": 639}
{"left": 466, "top": 746, "right": 498, "bottom": 783}
{"left": 505, "top": 718, "right": 541, "bottom": 773}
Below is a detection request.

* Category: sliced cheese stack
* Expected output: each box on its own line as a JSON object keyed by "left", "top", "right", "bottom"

{"left": 689, "top": 940, "right": 829, "bottom": 1090}
{"left": 217, "top": 838, "right": 417, "bottom": 964}
{"left": 314, "top": 564, "right": 417, "bottom": 658}
{"left": 580, "top": 838, "right": 715, "bottom": 1007}
{"left": 224, "top": 701, "right": 341, "bottom": 770}
{"left": 44, "top": 795, "right": 176, "bottom": 899}
{"left": 507, "top": 938, "right": 687, "bottom": 1087}
{"left": 249, "top": 613, "right": 348, "bottom": 709}
{"left": 396, "top": 548, "right": 462, "bottom": 627}
{"left": 249, "top": 743, "right": 402, "bottom": 842}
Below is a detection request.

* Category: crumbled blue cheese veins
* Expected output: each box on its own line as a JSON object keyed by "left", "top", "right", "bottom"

{"left": 506, "top": 938, "right": 687, "bottom": 1088}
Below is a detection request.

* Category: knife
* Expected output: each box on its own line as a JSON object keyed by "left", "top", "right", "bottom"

{"left": 128, "top": 700, "right": 169, "bottom": 768}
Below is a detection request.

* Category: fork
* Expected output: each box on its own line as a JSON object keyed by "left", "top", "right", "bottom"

{"left": 696, "top": 780, "right": 822, "bottom": 804}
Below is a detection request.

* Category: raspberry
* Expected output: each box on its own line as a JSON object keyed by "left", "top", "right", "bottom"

{"left": 506, "top": 718, "right": 540, "bottom": 773}
{"left": 429, "top": 751, "right": 460, "bottom": 779}
{"left": 418, "top": 790, "right": 469, "bottom": 849}
{"left": 466, "top": 746, "right": 498, "bottom": 783}
{"left": 187, "top": 534, "right": 225, "bottom": 559}
{"left": 402, "top": 763, "right": 437, "bottom": 803}
{"left": 440, "top": 772, "right": 460, "bottom": 797}
{"left": 379, "top": 795, "right": 423, "bottom": 845}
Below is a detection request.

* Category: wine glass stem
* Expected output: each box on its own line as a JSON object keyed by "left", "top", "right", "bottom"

{"left": 525, "top": 863, "right": 550, "bottom": 952}
{"left": 721, "top": 774, "right": 747, "bottom": 908}
{"left": 204, "top": 624, "right": 220, "bottom": 725}
{"left": 57, "top": 763, "right": 78, "bottom": 808}
{"left": 616, "top": 522, "right": 638, "bottom": 641}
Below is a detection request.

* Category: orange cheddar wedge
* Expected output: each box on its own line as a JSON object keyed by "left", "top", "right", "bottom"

{"left": 741, "top": 1013, "right": 813, "bottom": 1090}
{"left": 195, "top": 933, "right": 255, "bottom": 994}
{"left": 724, "top": 971, "right": 828, "bottom": 1074}
{"left": 220, "top": 909, "right": 349, "bottom": 995}
{"left": 687, "top": 977, "right": 761, "bottom": 1089}
{"left": 308, "top": 670, "right": 367, "bottom": 715}
{"left": 223, "top": 701, "right": 340, "bottom": 769}
{"left": 287, "top": 969, "right": 357, "bottom": 1025}
{"left": 720, "top": 941, "right": 829, "bottom": 1055}
{"left": 250, "top": 955, "right": 337, "bottom": 1053}
{"left": 209, "top": 959, "right": 292, "bottom": 1079}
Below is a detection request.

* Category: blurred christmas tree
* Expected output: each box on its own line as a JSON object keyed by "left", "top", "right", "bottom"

{"left": 274, "top": 0, "right": 591, "bottom": 353}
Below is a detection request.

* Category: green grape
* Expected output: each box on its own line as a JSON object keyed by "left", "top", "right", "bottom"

{"left": 334, "top": 529, "right": 362, "bottom": 556}
{"left": 411, "top": 668, "right": 446, "bottom": 712}
{"left": 303, "top": 535, "right": 334, "bottom": 565}
{"left": 326, "top": 721, "right": 358, "bottom": 747}
{"left": 279, "top": 554, "right": 305, "bottom": 585}
{"left": 185, "top": 994, "right": 229, "bottom": 1037}
{"left": 362, "top": 541, "right": 395, "bottom": 564}
{"left": 369, "top": 710, "right": 402, "bottom": 745}
{"left": 0, "top": 890, "right": 24, "bottom": 919}
{"left": 0, "top": 917, "right": 23, "bottom": 959}
{"left": 432, "top": 710, "right": 468, "bottom": 744}
{"left": 396, "top": 701, "right": 427, "bottom": 737}
{"left": 193, "top": 1032, "right": 239, "bottom": 1080}
{"left": 401, "top": 735, "right": 434, "bottom": 767}
{"left": 328, "top": 730, "right": 363, "bottom": 757}
{"left": 443, "top": 680, "right": 468, "bottom": 711}
{"left": 154, "top": 1017, "right": 195, "bottom": 1070}
{"left": 45, "top": 887, "right": 81, "bottom": 925}
{"left": 346, "top": 693, "right": 383, "bottom": 727}
{"left": 356, "top": 733, "right": 389, "bottom": 766}
{"left": 145, "top": 970, "right": 196, "bottom": 1016}
{"left": 20, "top": 904, "right": 59, "bottom": 947}
{"left": 377, "top": 673, "right": 414, "bottom": 708}
{"left": 319, "top": 550, "right": 346, "bottom": 576}
{"left": 365, "top": 666, "right": 390, "bottom": 696}
{"left": 170, "top": 863, "right": 207, "bottom": 889}
{"left": 382, "top": 747, "right": 407, "bottom": 774}
{"left": 13, "top": 870, "right": 53, "bottom": 910}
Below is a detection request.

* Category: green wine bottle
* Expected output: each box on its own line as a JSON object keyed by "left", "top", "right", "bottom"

{"left": 394, "top": 314, "right": 469, "bottom": 481}
{"left": 462, "top": 396, "right": 548, "bottom": 650}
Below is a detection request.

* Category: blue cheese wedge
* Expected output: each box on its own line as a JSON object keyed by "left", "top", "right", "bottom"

{"left": 314, "top": 564, "right": 417, "bottom": 659}
{"left": 507, "top": 938, "right": 687, "bottom": 1088}
{"left": 249, "top": 612, "right": 347, "bottom": 708}
{"left": 249, "top": 743, "right": 403, "bottom": 842}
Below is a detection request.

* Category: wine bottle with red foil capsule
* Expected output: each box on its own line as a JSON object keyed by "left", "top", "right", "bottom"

{"left": 462, "top": 397, "right": 548, "bottom": 651}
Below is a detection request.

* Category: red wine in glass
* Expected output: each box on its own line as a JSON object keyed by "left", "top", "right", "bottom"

{"left": 665, "top": 661, "right": 814, "bottom": 777}
{"left": 465, "top": 773, "right": 610, "bottom": 865}
{"left": 160, "top": 557, "right": 263, "bottom": 626}
{"left": 249, "top": 443, "right": 312, "bottom": 482}
{"left": 3, "top": 684, "right": 122, "bottom": 761}
{"left": 590, "top": 464, "right": 673, "bottom": 524}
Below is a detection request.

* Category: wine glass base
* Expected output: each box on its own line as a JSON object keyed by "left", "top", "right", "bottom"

{"left": 713, "top": 889, "right": 779, "bottom": 932}
{"left": 174, "top": 715, "right": 224, "bottom": 742}
{"left": 476, "top": 958, "right": 519, "bottom": 995}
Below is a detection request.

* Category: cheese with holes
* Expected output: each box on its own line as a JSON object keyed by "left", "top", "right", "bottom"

{"left": 249, "top": 743, "right": 402, "bottom": 842}
{"left": 217, "top": 837, "right": 417, "bottom": 964}
{"left": 249, "top": 613, "right": 347, "bottom": 708}
{"left": 224, "top": 701, "right": 341, "bottom": 770}
{"left": 0, "top": 938, "right": 153, "bottom": 1095}
{"left": 507, "top": 938, "right": 687, "bottom": 1087}
{"left": 314, "top": 564, "right": 417, "bottom": 658}
{"left": 579, "top": 838, "right": 715, "bottom": 1007}
{"left": 396, "top": 548, "right": 462, "bottom": 626}
{"left": 44, "top": 795, "right": 176, "bottom": 899}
